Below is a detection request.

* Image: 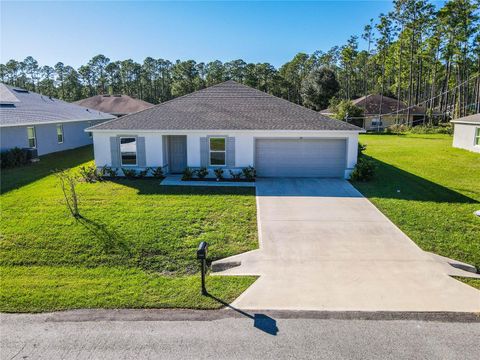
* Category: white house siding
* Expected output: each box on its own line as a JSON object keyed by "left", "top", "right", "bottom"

{"left": 93, "top": 130, "right": 359, "bottom": 179}
{"left": 452, "top": 123, "right": 480, "bottom": 153}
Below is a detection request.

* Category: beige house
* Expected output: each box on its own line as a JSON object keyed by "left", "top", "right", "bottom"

{"left": 321, "top": 95, "right": 435, "bottom": 130}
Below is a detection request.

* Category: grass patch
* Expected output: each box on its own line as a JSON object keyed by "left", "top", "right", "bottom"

{"left": 0, "top": 146, "right": 258, "bottom": 312}
{"left": 0, "top": 266, "right": 256, "bottom": 313}
{"left": 353, "top": 134, "right": 480, "bottom": 269}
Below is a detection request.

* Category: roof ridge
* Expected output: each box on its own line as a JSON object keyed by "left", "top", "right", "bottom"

{"left": 102, "top": 80, "right": 250, "bottom": 123}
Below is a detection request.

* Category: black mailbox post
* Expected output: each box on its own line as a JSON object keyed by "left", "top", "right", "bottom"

{"left": 197, "top": 242, "right": 208, "bottom": 295}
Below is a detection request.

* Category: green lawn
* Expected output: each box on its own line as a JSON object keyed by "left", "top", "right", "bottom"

{"left": 0, "top": 146, "right": 258, "bottom": 312}
{"left": 353, "top": 134, "right": 480, "bottom": 274}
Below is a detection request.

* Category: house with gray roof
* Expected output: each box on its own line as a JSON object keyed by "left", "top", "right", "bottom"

{"left": 0, "top": 84, "right": 114, "bottom": 156}
{"left": 320, "top": 94, "right": 439, "bottom": 130}
{"left": 88, "top": 80, "right": 364, "bottom": 179}
{"left": 74, "top": 94, "right": 154, "bottom": 117}
{"left": 451, "top": 113, "right": 480, "bottom": 153}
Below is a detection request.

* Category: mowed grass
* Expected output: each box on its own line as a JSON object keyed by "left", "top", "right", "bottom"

{"left": 353, "top": 134, "right": 480, "bottom": 282}
{"left": 0, "top": 146, "right": 258, "bottom": 312}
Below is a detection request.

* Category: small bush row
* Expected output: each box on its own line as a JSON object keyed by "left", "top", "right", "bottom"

{"left": 385, "top": 123, "right": 453, "bottom": 135}
{"left": 182, "top": 166, "right": 256, "bottom": 181}
{"left": 0, "top": 147, "right": 29, "bottom": 168}
{"left": 79, "top": 165, "right": 166, "bottom": 183}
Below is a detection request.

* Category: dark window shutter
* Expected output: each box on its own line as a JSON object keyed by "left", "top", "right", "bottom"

{"left": 110, "top": 137, "right": 120, "bottom": 167}
{"left": 137, "top": 137, "right": 146, "bottom": 167}
{"left": 227, "top": 137, "right": 235, "bottom": 167}
{"left": 200, "top": 137, "right": 208, "bottom": 167}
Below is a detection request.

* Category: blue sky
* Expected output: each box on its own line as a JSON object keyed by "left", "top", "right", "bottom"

{"left": 1, "top": 1, "right": 443, "bottom": 68}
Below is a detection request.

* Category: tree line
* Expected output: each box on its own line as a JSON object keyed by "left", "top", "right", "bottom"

{"left": 1, "top": 0, "right": 479, "bottom": 120}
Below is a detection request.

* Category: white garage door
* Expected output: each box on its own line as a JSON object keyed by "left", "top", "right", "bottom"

{"left": 255, "top": 138, "right": 346, "bottom": 178}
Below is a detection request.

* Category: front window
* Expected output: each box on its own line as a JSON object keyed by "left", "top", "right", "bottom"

{"left": 27, "top": 126, "right": 36, "bottom": 148}
{"left": 475, "top": 128, "right": 480, "bottom": 146}
{"left": 56, "top": 124, "right": 64, "bottom": 144}
{"left": 120, "top": 137, "right": 137, "bottom": 166}
{"left": 209, "top": 137, "right": 226, "bottom": 166}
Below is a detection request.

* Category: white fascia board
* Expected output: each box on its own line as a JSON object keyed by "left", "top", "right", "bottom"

{"left": 1, "top": 116, "right": 116, "bottom": 128}
{"left": 450, "top": 120, "right": 480, "bottom": 125}
{"left": 87, "top": 128, "right": 365, "bottom": 134}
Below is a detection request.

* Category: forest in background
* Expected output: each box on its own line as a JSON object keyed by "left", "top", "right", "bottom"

{"left": 1, "top": 0, "right": 479, "bottom": 121}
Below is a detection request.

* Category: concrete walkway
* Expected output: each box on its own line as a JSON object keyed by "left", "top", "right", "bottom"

{"left": 213, "top": 178, "right": 480, "bottom": 312}
{"left": 161, "top": 174, "right": 255, "bottom": 187}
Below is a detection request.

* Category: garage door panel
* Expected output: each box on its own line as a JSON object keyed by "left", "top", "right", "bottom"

{"left": 255, "top": 139, "right": 346, "bottom": 178}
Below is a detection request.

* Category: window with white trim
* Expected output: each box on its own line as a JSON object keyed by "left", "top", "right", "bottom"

{"left": 56, "top": 124, "right": 64, "bottom": 144}
{"left": 475, "top": 128, "right": 480, "bottom": 146}
{"left": 27, "top": 126, "right": 36, "bottom": 148}
{"left": 120, "top": 137, "right": 137, "bottom": 166}
{"left": 209, "top": 137, "right": 226, "bottom": 166}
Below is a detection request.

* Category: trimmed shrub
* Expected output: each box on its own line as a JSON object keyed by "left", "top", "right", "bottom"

{"left": 195, "top": 167, "right": 209, "bottom": 179}
{"left": 122, "top": 168, "right": 137, "bottom": 179}
{"left": 79, "top": 165, "right": 101, "bottom": 183}
{"left": 151, "top": 167, "right": 165, "bottom": 179}
{"left": 229, "top": 170, "right": 242, "bottom": 180}
{"left": 350, "top": 157, "right": 375, "bottom": 182}
{"left": 100, "top": 166, "right": 118, "bottom": 178}
{"left": 214, "top": 168, "right": 224, "bottom": 180}
{"left": 242, "top": 166, "right": 256, "bottom": 181}
{"left": 358, "top": 142, "right": 367, "bottom": 156}
{"left": 137, "top": 168, "right": 150, "bottom": 179}
{"left": 182, "top": 167, "right": 194, "bottom": 181}
{"left": 1, "top": 147, "right": 29, "bottom": 168}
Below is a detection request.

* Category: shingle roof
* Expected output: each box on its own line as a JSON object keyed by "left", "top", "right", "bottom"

{"left": 89, "top": 80, "right": 362, "bottom": 131}
{"left": 450, "top": 113, "right": 480, "bottom": 125}
{"left": 74, "top": 94, "right": 154, "bottom": 116}
{"left": 320, "top": 94, "right": 435, "bottom": 116}
{"left": 0, "top": 84, "right": 115, "bottom": 127}
{"left": 0, "top": 84, "right": 20, "bottom": 104}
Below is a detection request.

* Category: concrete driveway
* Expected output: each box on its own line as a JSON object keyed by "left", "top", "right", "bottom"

{"left": 213, "top": 178, "right": 480, "bottom": 311}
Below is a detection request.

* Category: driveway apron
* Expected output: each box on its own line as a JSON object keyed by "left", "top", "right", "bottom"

{"left": 213, "top": 178, "right": 480, "bottom": 311}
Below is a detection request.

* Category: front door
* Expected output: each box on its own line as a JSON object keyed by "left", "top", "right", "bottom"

{"left": 168, "top": 135, "right": 187, "bottom": 173}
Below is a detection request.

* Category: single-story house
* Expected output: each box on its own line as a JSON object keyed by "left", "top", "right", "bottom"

{"left": 451, "top": 113, "right": 480, "bottom": 153}
{"left": 74, "top": 94, "right": 154, "bottom": 117}
{"left": 0, "top": 83, "right": 114, "bottom": 156}
{"left": 320, "top": 94, "right": 437, "bottom": 130}
{"left": 88, "top": 80, "right": 363, "bottom": 179}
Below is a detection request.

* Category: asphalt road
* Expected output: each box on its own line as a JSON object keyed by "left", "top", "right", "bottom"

{"left": 1, "top": 310, "right": 479, "bottom": 360}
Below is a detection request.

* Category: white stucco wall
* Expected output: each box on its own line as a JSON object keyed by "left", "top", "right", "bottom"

{"left": 452, "top": 123, "right": 480, "bottom": 153}
{"left": 92, "top": 130, "right": 361, "bottom": 178}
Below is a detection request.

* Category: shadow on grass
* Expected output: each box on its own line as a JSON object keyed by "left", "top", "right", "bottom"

{"left": 207, "top": 293, "right": 278, "bottom": 336}
{"left": 1, "top": 145, "right": 93, "bottom": 194}
{"left": 352, "top": 156, "right": 478, "bottom": 204}
{"left": 77, "top": 216, "right": 132, "bottom": 256}
{"left": 111, "top": 178, "right": 256, "bottom": 196}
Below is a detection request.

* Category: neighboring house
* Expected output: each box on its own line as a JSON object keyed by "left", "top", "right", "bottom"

{"left": 88, "top": 80, "right": 363, "bottom": 179}
{"left": 320, "top": 94, "right": 436, "bottom": 130}
{"left": 74, "top": 94, "right": 154, "bottom": 117}
{"left": 451, "top": 113, "right": 480, "bottom": 153}
{"left": 0, "top": 84, "right": 114, "bottom": 156}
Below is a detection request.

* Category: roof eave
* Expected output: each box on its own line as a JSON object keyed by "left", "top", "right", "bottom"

{"left": 86, "top": 128, "right": 365, "bottom": 133}
{"left": 1, "top": 116, "right": 116, "bottom": 128}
